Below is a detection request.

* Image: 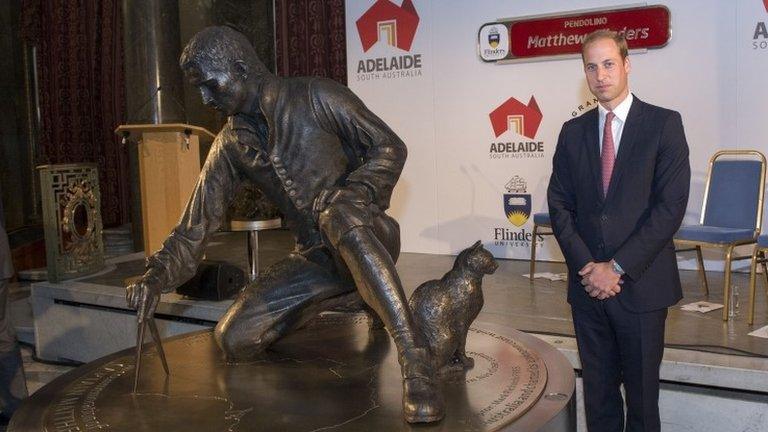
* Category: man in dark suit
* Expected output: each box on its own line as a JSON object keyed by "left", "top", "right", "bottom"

{"left": 0, "top": 190, "right": 28, "bottom": 425}
{"left": 547, "top": 30, "right": 690, "bottom": 431}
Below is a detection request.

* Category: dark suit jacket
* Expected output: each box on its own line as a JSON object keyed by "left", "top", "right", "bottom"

{"left": 547, "top": 96, "right": 690, "bottom": 312}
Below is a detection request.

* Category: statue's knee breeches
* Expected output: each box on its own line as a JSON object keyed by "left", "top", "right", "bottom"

{"left": 214, "top": 291, "right": 279, "bottom": 359}
{"left": 318, "top": 201, "right": 400, "bottom": 260}
{"left": 213, "top": 254, "right": 355, "bottom": 360}
{"left": 214, "top": 320, "right": 255, "bottom": 360}
{"left": 318, "top": 201, "right": 372, "bottom": 248}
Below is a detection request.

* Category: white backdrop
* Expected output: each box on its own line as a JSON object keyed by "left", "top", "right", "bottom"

{"left": 346, "top": 0, "right": 768, "bottom": 269}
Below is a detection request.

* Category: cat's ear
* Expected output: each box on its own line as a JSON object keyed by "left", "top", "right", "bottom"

{"left": 472, "top": 240, "right": 483, "bottom": 250}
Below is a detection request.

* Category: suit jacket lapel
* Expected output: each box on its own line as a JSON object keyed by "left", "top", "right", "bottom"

{"left": 605, "top": 96, "right": 644, "bottom": 202}
{"left": 583, "top": 109, "right": 603, "bottom": 201}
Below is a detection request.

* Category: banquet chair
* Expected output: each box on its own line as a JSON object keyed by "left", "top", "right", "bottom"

{"left": 747, "top": 235, "right": 768, "bottom": 325}
{"left": 529, "top": 212, "right": 555, "bottom": 281}
{"left": 675, "top": 150, "right": 766, "bottom": 321}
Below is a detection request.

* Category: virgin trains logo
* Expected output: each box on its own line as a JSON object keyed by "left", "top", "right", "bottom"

{"left": 356, "top": 0, "right": 420, "bottom": 52}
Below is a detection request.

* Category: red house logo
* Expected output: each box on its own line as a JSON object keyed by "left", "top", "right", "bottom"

{"left": 356, "top": 0, "right": 420, "bottom": 52}
{"left": 764, "top": 0, "right": 768, "bottom": 13}
{"left": 489, "top": 96, "right": 543, "bottom": 139}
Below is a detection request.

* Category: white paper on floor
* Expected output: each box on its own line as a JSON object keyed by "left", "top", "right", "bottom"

{"left": 523, "top": 272, "right": 568, "bottom": 281}
{"left": 748, "top": 325, "right": 768, "bottom": 339}
{"left": 680, "top": 301, "right": 724, "bottom": 313}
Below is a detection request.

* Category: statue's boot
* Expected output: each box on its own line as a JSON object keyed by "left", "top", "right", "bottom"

{"left": 401, "top": 347, "right": 444, "bottom": 423}
{"left": 336, "top": 226, "right": 444, "bottom": 423}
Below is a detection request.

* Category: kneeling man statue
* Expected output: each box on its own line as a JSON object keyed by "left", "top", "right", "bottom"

{"left": 125, "top": 26, "right": 443, "bottom": 423}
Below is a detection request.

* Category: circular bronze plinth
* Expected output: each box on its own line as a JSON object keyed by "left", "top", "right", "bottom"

{"left": 10, "top": 315, "right": 574, "bottom": 431}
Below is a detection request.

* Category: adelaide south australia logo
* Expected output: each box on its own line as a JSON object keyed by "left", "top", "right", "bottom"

{"left": 493, "top": 175, "right": 542, "bottom": 248}
{"left": 488, "top": 95, "right": 545, "bottom": 159}
{"left": 753, "top": 0, "right": 768, "bottom": 50}
{"left": 355, "top": 0, "right": 423, "bottom": 81}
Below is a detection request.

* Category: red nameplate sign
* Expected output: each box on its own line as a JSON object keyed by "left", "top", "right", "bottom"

{"left": 479, "top": 5, "right": 671, "bottom": 63}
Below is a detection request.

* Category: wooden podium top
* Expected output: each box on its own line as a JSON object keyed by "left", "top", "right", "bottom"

{"left": 115, "top": 123, "right": 216, "bottom": 140}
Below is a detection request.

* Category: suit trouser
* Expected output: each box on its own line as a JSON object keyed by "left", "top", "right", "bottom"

{"left": 571, "top": 297, "right": 667, "bottom": 432}
{"left": 0, "top": 278, "right": 28, "bottom": 417}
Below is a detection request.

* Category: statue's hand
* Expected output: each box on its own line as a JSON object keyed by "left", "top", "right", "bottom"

{"left": 126, "top": 275, "right": 162, "bottom": 323}
{"left": 313, "top": 183, "right": 372, "bottom": 215}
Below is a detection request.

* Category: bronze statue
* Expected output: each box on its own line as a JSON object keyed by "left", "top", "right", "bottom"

{"left": 125, "top": 26, "right": 443, "bottom": 423}
{"left": 409, "top": 241, "right": 498, "bottom": 376}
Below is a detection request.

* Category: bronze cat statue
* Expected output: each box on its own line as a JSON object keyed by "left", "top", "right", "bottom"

{"left": 408, "top": 241, "right": 498, "bottom": 376}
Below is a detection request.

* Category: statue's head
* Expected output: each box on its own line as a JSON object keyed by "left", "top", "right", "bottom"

{"left": 180, "top": 26, "right": 270, "bottom": 116}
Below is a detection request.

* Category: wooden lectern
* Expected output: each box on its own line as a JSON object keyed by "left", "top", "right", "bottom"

{"left": 115, "top": 124, "right": 215, "bottom": 256}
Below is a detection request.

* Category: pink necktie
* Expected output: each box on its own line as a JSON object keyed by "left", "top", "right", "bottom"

{"left": 601, "top": 111, "right": 616, "bottom": 196}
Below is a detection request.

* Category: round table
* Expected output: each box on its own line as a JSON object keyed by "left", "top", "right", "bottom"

{"left": 228, "top": 218, "right": 282, "bottom": 281}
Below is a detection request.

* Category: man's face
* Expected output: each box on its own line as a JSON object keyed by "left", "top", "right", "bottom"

{"left": 184, "top": 63, "right": 249, "bottom": 116}
{"left": 583, "top": 38, "right": 630, "bottom": 110}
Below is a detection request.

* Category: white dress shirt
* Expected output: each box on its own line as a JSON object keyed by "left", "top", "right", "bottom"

{"left": 597, "top": 92, "right": 633, "bottom": 274}
{"left": 598, "top": 92, "right": 633, "bottom": 156}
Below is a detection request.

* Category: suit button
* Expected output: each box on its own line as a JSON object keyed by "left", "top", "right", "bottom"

{"left": 289, "top": 190, "right": 297, "bottom": 196}
{"left": 285, "top": 179, "right": 293, "bottom": 186}
{"left": 600, "top": 214, "right": 608, "bottom": 223}
{"left": 278, "top": 168, "right": 287, "bottom": 175}
{"left": 273, "top": 156, "right": 281, "bottom": 163}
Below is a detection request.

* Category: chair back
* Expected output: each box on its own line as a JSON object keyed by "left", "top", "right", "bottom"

{"left": 701, "top": 150, "right": 766, "bottom": 234}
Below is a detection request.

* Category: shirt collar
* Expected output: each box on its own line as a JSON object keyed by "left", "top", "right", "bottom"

{"left": 598, "top": 91, "right": 633, "bottom": 123}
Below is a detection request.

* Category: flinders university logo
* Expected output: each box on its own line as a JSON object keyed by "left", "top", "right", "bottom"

{"left": 492, "top": 175, "right": 542, "bottom": 249}
{"left": 354, "top": 0, "right": 424, "bottom": 81}
{"left": 487, "top": 96, "right": 545, "bottom": 160}
{"left": 489, "top": 27, "right": 500, "bottom": 48}
{"left": 478, "top": 23, "right": 509, "bottom": 61}
{"left": 503, "top": 176, "right": 531, "bottom": 227}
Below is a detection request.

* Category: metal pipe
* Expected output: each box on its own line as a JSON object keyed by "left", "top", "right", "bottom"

{"left": 122, "top": 0, "right": 186, "bottom": 124}
{"left": 22, "top": 42, "right": 42, "bottom": 223}
{"left": 248, "top": 230, "right": 259, "bottom": 282}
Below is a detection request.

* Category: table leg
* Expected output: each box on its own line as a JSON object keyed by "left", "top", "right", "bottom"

{"left": 247, "top": 230, "right": 259, "bottom": 281}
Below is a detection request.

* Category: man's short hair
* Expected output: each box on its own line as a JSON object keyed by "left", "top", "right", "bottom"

{"left": 179, "top": 26, "right": 269, "bottom": 75}
{"left": 581, "top": 29, "right": 629, "bottom": 61}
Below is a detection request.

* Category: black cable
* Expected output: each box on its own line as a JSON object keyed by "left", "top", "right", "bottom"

{"left": 16, "top": 330, "right": 767, "bottom": 370}
{"left": 125, "top": 85, "right": 188, "bottom": 124}
{"left": 17, "top": 341, "right": 84, "bottom": 368}
{"left": 126, "top": 86, "right": 162, "bottom": 123}
{"left": 518, "top": 329, "right": 768, "bottom": 359}
{"left": 664, "top": 343, "right": 767, "bottom": 359}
